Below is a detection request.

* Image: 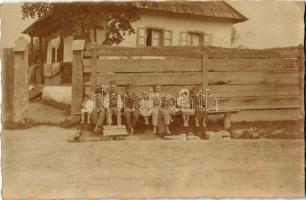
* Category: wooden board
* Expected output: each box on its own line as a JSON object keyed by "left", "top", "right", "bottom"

{"left": 85, "top": 84, "right": 301, "bottom": 98}
{"left": 208, "top": 58, "right": 300, "bottom": 72}
{"left": 83, "top": 57, "right": 299, "bottom": 73}
{"left": 231, "top": 108, "right": 303, "bottom": 122}
{"left": 208, "top": 71, "right": 300, "bottom": 85}
{"left": 83, "top": 58, "right": 202, "bottom": 73}
{"left": 83, "top": 46, "right": 301, "bottom": 58}
{"left": 93, "top": 71, "right": 300, "bottom": 86}
{"left": 96, "top": 72, "right": 201, "bottom": 86}
{"left": 213, "top": 96, "right": 301, "bottom": 110}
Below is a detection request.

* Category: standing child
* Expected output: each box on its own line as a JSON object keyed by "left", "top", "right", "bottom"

{"left": 81, "top": 94, "right": 94, "bottom": 124}
{"left": 190, "top": 87, "right": 207, "bottom": 138}
{"left": 139, "top": 91, "right": 152, "bottom": 125}
{"left": 92, "top": 87, "right": 106, "bottom": 134}
{"left": 151, "top": 85, "right": 171, "bottom": 135}
{"left": 177, "top": 88, "right": 194, "bottom": 127}
{"left": 104, "top": 81, "right": 123, "bottom": 126}
{"left": 123, "top": 84, "right": 140, "bottom": 134}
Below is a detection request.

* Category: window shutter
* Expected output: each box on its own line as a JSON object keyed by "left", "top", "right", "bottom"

{"left": 137, "top": 27, "right": 146, "bottom": 47}
{"left": 203, "top": 33, "right": 213, "bottom": 46}
{"left": 180, "top": 31, "right": 187, "bottom": 46}
{"left": 163, "top": 30, "right": 172, "bottom": 46}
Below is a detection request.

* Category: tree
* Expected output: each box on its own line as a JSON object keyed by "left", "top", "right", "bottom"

{"left": 21, "top": 2, "right": 142, "bottom": 45}
{"left": 231, "top": 27, "right": 240, "bottom": 47}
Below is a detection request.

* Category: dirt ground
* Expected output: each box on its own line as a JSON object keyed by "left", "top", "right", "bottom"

{"left": 2, "top": 126, "right": 305, "bottom": 199}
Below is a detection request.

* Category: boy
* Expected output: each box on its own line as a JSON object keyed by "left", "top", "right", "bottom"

{"left": 177, "top": 88, "right": 194, "bottom": 127}
{"left": 104, "top": 81, "right": 123, "bottom": 126}
{"left": 151, "top": 85, "right": 171, "bottom": 135}
{"left": 123, "top": 84, "right": 140, "bottom": 134}
{"left": 92, "top": 87, "right": 106, "bottom": 134}
{"left": 81, "top": 94, "right": 94, "bottom": 124}
{"left": 190, "top": 87, "right": 207, "bottom": 138}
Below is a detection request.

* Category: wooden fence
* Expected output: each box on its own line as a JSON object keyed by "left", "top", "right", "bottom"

{"left": 71, "top": 43, "right": 304, "bottom": 122}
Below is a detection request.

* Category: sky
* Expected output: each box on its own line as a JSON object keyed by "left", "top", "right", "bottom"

{"left": 0, "top": 1, "right": 304, "bottom": 49}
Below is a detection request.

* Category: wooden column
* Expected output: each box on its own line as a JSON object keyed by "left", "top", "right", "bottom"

{"left": 201, "top": 49, "right": 208, "bottom": 91}
{"left": 2, "top": 48, "right": 14, "bottom": 123}
{"left": 90, "top": 43, "right": 97, "bottom": 93}
{"left": 300, "top": 46, "right": 305, "bottom": 119}
{"left": 71, "top": 40, "right": 85, "bottom": 121}
{"left": 13, "top": 37, "right": 29, "bottom": 123}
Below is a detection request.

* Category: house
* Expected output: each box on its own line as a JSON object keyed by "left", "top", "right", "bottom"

{"left": 23, "top": 1, "right": 247, "bottom": 86}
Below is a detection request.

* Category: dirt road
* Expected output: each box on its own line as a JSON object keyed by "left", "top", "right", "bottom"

{"left": 2, "top": 126, "right": 304, "bottom": 198}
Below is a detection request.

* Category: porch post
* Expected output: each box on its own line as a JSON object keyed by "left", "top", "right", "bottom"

{"left": 13, "top": 37, "right": 29, "bottom": 123}
{"left": 201, "top": 49, "right": 208, "bottom": 92}
{"left": 71, "top": 40, "right": 85, "bottom": 121}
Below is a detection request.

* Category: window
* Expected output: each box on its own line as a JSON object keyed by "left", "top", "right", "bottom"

{"left": 180, "top": 31, "right": 213, "bottom": 46}
{"left": 137, "top": 27, "right": 173, "bottom": 47}
{"left": 187, "top": 32, "right": 202, "bottom": 46}
{"left": 203, "top": 33, "right": 213, "bottom": 46}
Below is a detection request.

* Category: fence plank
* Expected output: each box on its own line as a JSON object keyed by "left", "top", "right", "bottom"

{"left": 85, "top": 84, "right": 300, "bottom": 98}
{"left": 231, "top": 109, "right": 302, "bottom": 122}
{"left": 208, "top": 58, "right": 300, "bottom": 72}
{"left": 208, "top": 71, "right": 300, "bottom": 85}
{"left": 96, "top": 72, "right": 201, "bottom": 86}
{"left": 83, "top": 58, "right": 202, "bottom": 73}
{"left": 214, "top": 96, "right": 300, "bottom": 110}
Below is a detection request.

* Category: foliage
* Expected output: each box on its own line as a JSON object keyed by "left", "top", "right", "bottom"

{"left": 21, "top": 3, "right": 141, "bottom": 45}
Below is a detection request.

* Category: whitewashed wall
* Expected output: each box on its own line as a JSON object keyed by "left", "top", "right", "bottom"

{"left": 62, "top": 12, "right": 234, "bottom": 61}
{"left": 118, "top": 12, "right": 234, "bottom": 47}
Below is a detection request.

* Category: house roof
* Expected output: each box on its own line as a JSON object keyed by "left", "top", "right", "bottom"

{"left": 132, "top": 1, "right": 248, "bottom": 22}
{"left": 23, "top": 1, "right": 248, "bottom": 36}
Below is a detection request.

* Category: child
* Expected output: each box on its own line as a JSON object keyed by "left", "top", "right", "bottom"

{"left": 92, "top": 87, "right": 106, "bottom": 134}
{"left": 81, "top": 94, "right": 94, "bottom": 124}
{"left": 177, "top": 88, "right": 194, "bottom": 127}
{"left": 151, "top": 85, "right": 171, "bottom": 135}
{"left": 190, "top": 87, "right": 207, "bottom": 128}
{"left": 139, "top": 91, "right": 152, "bottom": 125}
{"left": 123, "top": 84, "right": 139, "bottom": 134}
{"left": 104, "top": 81, "right": 123, "bottom": 126}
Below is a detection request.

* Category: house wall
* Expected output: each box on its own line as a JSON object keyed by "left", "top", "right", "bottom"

{"left": 62, "top": 12, "right": 234, "bottom": 61}
{"left": 118, "top": 12, "right": 234, "bottom": 47}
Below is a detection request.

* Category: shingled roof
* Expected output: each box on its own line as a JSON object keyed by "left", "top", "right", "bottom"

{"left": 23, "top": 1, "right": 247, "bottom": 36}
{"left": 132, "top": 1, "right": 248, "bottom": 22}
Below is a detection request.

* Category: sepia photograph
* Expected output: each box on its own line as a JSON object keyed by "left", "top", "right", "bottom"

{"left": 0, "top": 0, "right": 305, "bottom": 199}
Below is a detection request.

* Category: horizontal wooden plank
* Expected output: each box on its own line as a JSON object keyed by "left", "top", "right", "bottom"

{"left": 231, "top": 109, "right": 303, "bottom": 122}
{"left": 83, "top": 58, "right": 300, "bottom": 73}
{"left": 84, "top": 47, "right": 203, "bottom": 58}
{"left": 208, "top": 58, "right": 300, "bottom": 72}
{"left": 214, "top": 96, "right": 301, "bottom": 110}
{"left": 208, "top": 71, "right": 300, "bottom": 85}
{"left": 83, "top": 45, "right": 302, "bottom": 58}
{"left": 92, "top": 71, "right": 300, "bottom": 86}
{"left": 83, "top": 58, "right": 202, "bottom": 73}
{"left": 85, "top": 84, "right": 301, "bottom": 98}
{"left": 96, "top": 72, "right": 201, "bottom": 86}
{"left": 207, "top": 48, "right": 301, "bottom": 59}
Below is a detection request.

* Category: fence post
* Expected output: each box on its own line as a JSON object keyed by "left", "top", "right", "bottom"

{"left": 2, "top": 48, "right": 14, "bottom": 123}
{"left": 71, "top": 40, "right": 85, "bottom": 121}
{"left": 300, "top": 46, "right": 305, "bottom": 119}
{"left": 90, "top": 43, "right": 97, "bottom": 93}
{"left": 12, "top": 37, "right": 29, "bottom": 123}
{"left": 201, "top": 49, "right": 208, "bottom": 92}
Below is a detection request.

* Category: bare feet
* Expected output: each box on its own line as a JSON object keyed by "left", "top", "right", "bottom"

{"left": 165, "top": 126, "right": 171, "bottom": 135}
{"left": 152, "top": 126, "right": 157, "bottom": 134}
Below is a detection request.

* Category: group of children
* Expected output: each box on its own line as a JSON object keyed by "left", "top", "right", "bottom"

{"left": 81, "top": 81, "right": 207, "bottom": 135}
